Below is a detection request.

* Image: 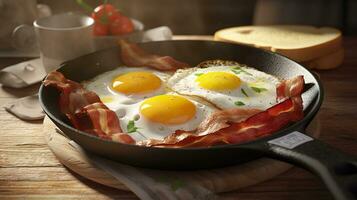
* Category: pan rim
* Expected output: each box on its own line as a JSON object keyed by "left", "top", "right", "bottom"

{"left": 39, "top": 39, "right": 324, "bottom": 151}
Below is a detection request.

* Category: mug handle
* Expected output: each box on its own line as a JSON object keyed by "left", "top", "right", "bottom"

{"left": 11, "top": 24, "right": 37, "bottom": 52}
{"left": 11, "top": 3, "right": 51, "bottom": 52}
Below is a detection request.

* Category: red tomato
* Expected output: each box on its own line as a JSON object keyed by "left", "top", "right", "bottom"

{"left": 109, "top": 16, "right": 134, "bottom": 35}
{"left": 91, "top": 4, "right": 120, "bottom": 25}
{"left": 93, "top": 22, "right": 109, "bottom": 36}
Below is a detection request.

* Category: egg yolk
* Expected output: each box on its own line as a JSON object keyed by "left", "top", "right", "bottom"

{"left": 112, "top": 71, "right": 161, "bottom": 94}
{"left": 196, "top": 72, "right": 241, "bottom": 91}
{"left": 140, "top": 95, "right": 196, "bottom": 125}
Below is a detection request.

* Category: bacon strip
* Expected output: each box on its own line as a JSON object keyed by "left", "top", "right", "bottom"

{"left": 44, "top": 71, "right": 100, "bottom": 114}
{"left": 119, "top": 40, "right": 190, "bottom": 71}
{"left": 276, "top": 75, "right": 304, "bottom": 101}
{"left": 43, "top": 71, "right": 135, "bottom": 144}
{"left": 142, "top": 96, "right": 303, "bottom": 147}
{"left": 195, "top": 108, "right": 262, "bottom": 136}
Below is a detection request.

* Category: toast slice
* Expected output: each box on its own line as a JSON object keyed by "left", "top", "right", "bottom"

{"left": 303, "top": 48, "right": 344, "bottom": 70}
{"left": 214, "top": 25, "right": 342, "bottom": 62}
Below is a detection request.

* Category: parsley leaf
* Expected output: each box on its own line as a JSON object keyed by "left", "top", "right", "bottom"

{"left": 234, "top": 101, "right": 245, "bottom": 106}
{"left": 195, "top": 73, "right": 204, "bottom": 76}
{"left": 251, "top": 87, "right": 267, "bottom": 93}
{"left": 241, "top": 88, "right": 248, "bottom": 97}
{"left": 127, "top": 120, "right": 138, "bottom": 133}
{"left": 231, "top": 69, "right": 241, "bottom": 74}
{"left": 231, "top": 66, "right": 252, "bottom": 76}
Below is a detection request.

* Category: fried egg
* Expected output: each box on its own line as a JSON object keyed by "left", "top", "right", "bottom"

{"left": 82, "top": 67, "right": 216, "bottom": 141}
{"left": 83, "top": 67, "right": 171, "bottom": 107}
{"left": 106, "top": 93, "right": 216, "bottom": 141}
{"left": 167, "top": 63, "right": 280, "bottom": 110}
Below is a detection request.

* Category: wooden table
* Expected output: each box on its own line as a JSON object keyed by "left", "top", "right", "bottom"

{"left": 1, "top": 36, "right": 356, "bottom": 200}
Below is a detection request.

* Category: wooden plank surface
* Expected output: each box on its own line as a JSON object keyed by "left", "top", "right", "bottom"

{"left": 1, "top": 36, "right": 357, "bottom": 200}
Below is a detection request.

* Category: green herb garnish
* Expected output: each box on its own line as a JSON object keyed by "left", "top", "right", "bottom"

{"left": 231, "top": 66, "right": 252, "bottom": 76}
{"left": 241, "top": 88, "right": 248, "bottom": 97}
{"left": 127, "top": 120, "right": 138, "bottom": 133}
{"left": 251, "top": 87, "right": 268, "bottom": 93}
{"left": 195, "top": 73, "right": 204, "bottom": 76}
{"left": 234, "top": 101, "right": 245, "bottom": 106}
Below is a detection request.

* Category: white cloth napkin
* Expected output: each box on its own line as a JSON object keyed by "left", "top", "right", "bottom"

{"left": 0, "top": 58, "right": 45, "bottom": 88}
{"left": 4, "top": 94, "right": 45, "bottom": 120}
{"left": 69, "top": 141, "right": 218, "bottom": 200}
{"left": 1, "top": 58, "right": 45, "bottom": 120}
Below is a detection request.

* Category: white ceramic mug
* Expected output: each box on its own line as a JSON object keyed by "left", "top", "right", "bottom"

{"left": 0, "top": 0, "right": 50, "bottom": 52}
{"left": 34, "top": 13, "right": 95, "bottom": 73}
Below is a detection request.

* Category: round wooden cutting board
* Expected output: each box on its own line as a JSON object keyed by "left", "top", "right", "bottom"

{"left": 43, "top": 116, "right": 320, "bottom": 193}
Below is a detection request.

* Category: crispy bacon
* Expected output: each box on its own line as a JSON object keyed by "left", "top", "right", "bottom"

{"left": 277, "top": 75, "right": 304, "bottom": 101}
{"left": 142, "top": 96, "right": 303, "bottom": 147}
{"left": 195, "top": 108, "right": 262, "bottom": 136}
{"left": 119, "top": 40, "right": 190, "bottom": 71}
{"left": 43, "top": 71, "right": 135, "bottom": 144}
{"left": 43, "top": 71, "right": 101, "bottom": 115}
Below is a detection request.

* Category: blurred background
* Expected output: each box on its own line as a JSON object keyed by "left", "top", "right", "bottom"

{"left": 1, "top": 0, "right": 356, "bottom": 52}
{"left": 36, "top": 0, "right": 357, "bottom": 35}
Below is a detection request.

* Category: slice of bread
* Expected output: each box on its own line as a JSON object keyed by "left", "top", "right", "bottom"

{"left": 303, "top": 47, "right": 344, "bottom": 70}
{"left": 214, "top": 25, "right": 342, "bottom": 62}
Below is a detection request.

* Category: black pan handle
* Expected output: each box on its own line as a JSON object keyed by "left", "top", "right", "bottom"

{"left": 248, "top": 131, "right": 357, "bottom": 200}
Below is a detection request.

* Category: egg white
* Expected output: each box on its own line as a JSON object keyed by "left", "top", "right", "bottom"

{"left": 168, "top": 65, "right": 281, "bottom": 110}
